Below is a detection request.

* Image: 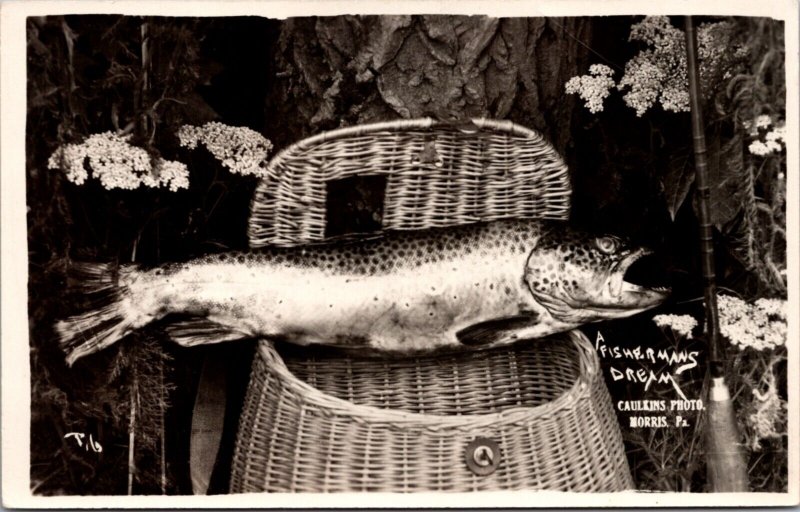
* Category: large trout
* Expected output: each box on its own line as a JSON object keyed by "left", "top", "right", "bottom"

{"left": 56, "top": 219, "right": 670, "bottom": 365}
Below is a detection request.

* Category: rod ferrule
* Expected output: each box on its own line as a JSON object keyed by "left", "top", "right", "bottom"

{"left": 709, "top": 377, "right": 731, "bottom": 402}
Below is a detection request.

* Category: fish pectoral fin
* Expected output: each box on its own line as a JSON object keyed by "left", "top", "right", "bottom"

{"left": 165, "top": 318, "right": 249, "bottom": 347}
{"left": 455, "top": 314, "right": 540, "bottom": 347}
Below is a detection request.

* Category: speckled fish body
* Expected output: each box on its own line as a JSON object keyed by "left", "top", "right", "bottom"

{"left": 148, "top": 220, "right": 545, "bottom": 351}
{"left": 56, "top": 219, "right": 670, "bottom": 365}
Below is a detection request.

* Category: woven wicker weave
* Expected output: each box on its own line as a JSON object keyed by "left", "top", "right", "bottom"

{"left": 230, "top": 333, "right": 632, "bottom": 493}
{"left": 230, "top": 118, "right": 633, "bottom": 493}
{"left": 248, "top": 118, "right": 571, "bottom": 248}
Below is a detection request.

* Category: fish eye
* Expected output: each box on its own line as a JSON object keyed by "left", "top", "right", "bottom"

{"left": 595, "top": 236, "right": 619, "bottom": 254}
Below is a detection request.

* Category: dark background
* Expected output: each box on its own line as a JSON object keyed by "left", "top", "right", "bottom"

{"left": 26, "top": 15, "right": 787, "bottom": 494}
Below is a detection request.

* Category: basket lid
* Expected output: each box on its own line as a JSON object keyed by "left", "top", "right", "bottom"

{"left": 248, "top": 118, "right": 571, "bottom": 248}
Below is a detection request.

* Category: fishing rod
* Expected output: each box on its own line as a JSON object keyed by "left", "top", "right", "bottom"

{"left": 684, "top": 15, "right": 749, "bottom": 493}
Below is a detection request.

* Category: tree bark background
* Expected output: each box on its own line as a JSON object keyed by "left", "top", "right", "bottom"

{"left": 265, "top": 16, "right": 592, "bottom": 156}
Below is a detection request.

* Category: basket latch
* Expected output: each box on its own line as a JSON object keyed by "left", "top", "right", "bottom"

{"left": 465, "top": 437, "right": 501, "bottom": 476}
{"left": 412, "top": 138, "right": 444, "bottom": 168}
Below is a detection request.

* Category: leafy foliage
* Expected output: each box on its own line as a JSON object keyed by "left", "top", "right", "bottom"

{"left": 27, "top": 14, "right": 788, "bottom": 495}
{"left": 593, "top": 294, "right": 787, "bottom": 493}
{"left": 712, "top": 18, "right": 787, "bottom": 295}
{"left": 569, "top": 16, "right": 786, "bottom": 297}
{"left": 27, "top": 16, "right": 265, "bottom": 495}
{"left": 568, "top": 16, "right": 787, "bottom": 493}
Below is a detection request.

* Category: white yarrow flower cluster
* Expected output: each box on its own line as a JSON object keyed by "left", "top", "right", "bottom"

{"left": 652, "top": 314, "right": 698, "bottom": 339}
{"left": 150, "top": 160, "right": 191, "bottom": 192}
{"left": 754, "top": 297, "right": 786, "bottom": 319}
{"left": 718, "top": 294, "right": 787, "bottom": 351}
{"left": 47, "top": 132, "right": 189, "bottom": 191}
{"left": 617, "top": 57, "right": 668, "bottom": 116}
{"left": 564, "top": 64, "right": 616, "bottom": 114}
{"left": 742, "top": 115, "right": 773, "bottom": 134}
{"left": 568, "top": 17, "right": 742, "bottom": 117}
{"left": 747, "top": 117, "right": 786, "bottom": 156}
{"left": 178, "top": 122, "right": 273, "bottom": 178}
{"left": 619, "top": 16, "right": 689, "bottom": 116}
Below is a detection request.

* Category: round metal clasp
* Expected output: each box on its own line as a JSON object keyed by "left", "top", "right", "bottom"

{"left": 465, "top": 437, "right": 501, "bottom": 476}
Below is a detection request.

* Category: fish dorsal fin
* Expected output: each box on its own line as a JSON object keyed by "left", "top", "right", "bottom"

{"left": 301, "top": 230, "right": 387, "bottom": 247}
{"left": 456, "top": 314, "right": 540, "bottom": 346}
{"left": 165, "top": 318, "right": 249, "bottom": 347}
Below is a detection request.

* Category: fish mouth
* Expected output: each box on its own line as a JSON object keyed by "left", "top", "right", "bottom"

{"left": 618, "top": 249, "right": 672, "bottom": 298}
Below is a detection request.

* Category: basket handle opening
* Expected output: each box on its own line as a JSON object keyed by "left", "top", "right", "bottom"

{"left": 324, "top": 174, "right": 388, "bottom": 238}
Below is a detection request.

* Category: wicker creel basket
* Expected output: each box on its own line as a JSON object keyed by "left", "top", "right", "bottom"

{"left": 230, "top": 118, "right": 633, "bottom": 492}
{"left": 230, "top": 332, "right": 633, "bottom": 493}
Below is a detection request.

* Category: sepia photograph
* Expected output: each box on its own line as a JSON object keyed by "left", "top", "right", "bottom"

{"left": 1, "top": 0, "right": 798, "bottom": 507}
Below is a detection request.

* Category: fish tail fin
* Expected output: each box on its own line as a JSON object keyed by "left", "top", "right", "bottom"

{"left": 55, "top": 262, "right": 139, "bottom": 366}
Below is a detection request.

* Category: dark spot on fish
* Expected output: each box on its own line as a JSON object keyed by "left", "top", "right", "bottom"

{"left": 374, "top": 296, "right": 379, "bottom": 301}
{"left": 504, "top": 286, "right": 512, "bottom": 295}
{"left": 236, "top": 255, "right": 245, "bottom": 263}
{"left": 389, "top": 312, "right": 403, "bottom": 326}
{"left": 154, "top": 269, "right": 163, "bottom": 276}
{"left": 489, "top": 283, "right": 494, "bottom": 290}
{"left": 542, "top": 277, "right": 549, "bottom": 284}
